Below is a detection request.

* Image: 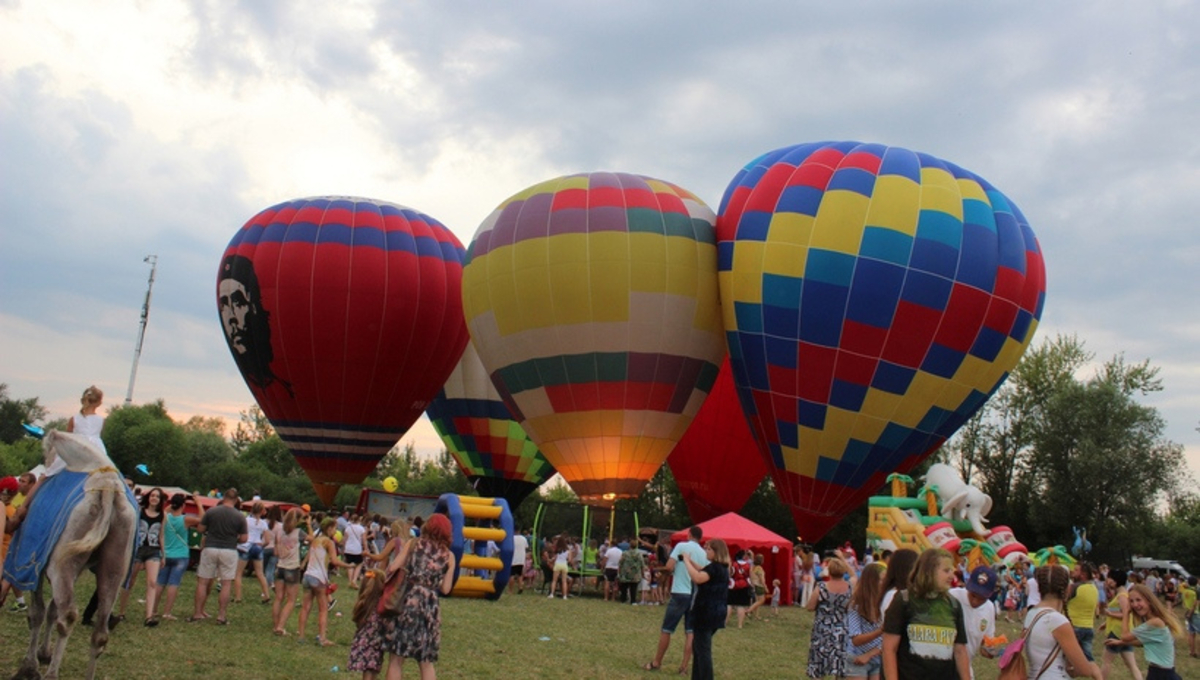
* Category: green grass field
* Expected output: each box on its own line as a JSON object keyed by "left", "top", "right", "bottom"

{"left": 0, "top": 572, "right": 1193, "bottom": 679}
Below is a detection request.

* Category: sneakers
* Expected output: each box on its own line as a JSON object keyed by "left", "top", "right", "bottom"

{"left": 9, "top": 602, "right": 27, "bottom": 613}
{"left": 327, "top": 598, "right": 337, "bottom": 612}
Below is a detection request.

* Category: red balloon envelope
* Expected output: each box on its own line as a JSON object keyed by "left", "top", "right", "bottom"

{"left": 217, "top": 196, "right": 469, "bottom": 505}
{"left": 667, "top": 358, "right": 768, "bottom": 523}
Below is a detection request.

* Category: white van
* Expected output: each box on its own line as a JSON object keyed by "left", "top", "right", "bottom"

{"left": 1131, "top": 556, "right": 1192, "bottom": 579}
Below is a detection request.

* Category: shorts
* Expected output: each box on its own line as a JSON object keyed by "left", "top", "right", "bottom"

{"left": 605, "top": 568, "right": 619, "bottom": 583}
{"left": 754, "top": 585, "right": 767, "bottom": 597}
{"left": 238, "top": 544, "right": 263, "bottom": 561}
{"left": 344, "top": 553, "right": 363, "bottom": 565}
{"left": 843, "top": 653, "right": 882, "bottom": 678}
{"left": 136, "top": 545, "right": 161, "bottom": 563}
{"left": 510, "top": 565, "right": 525, "bottom": 577}
{"left": 1105, "top": 631, "right": 1134, "bottom": 655}
{"left": 197, "top": 548, "right": 239, "bottom": 581}
{"left": 1189, "top": 613, "right": 1200, "bottom": 635}
{"left": 156, "top": 557, "right": 189, "bottom": 587}
{"left": 660, "top": 593, "right": 694, "bottom": 634}
{"left": 553, "top": 562, "right": 569, "bottom": 574}
{"left": 303, "top": 574, "right": 327, "bottom": 590}
{"left": 276, "top": 567, "right": 303, "bottom": 585}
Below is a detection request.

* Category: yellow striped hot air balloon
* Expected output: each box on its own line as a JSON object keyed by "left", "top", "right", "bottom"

{"left": 461, "top": 172, "right": 726, "bottom": 504}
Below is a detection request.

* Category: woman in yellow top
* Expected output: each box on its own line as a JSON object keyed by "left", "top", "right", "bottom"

{"left": 1100, "top": 569, "right": 1142, "bottom": 680}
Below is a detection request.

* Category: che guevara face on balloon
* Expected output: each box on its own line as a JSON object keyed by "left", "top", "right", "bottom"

{"left": 218, "top": 255, "right": 292, "bottom": 396}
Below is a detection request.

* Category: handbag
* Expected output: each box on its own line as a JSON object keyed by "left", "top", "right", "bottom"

{"left": 377, "top": 540, "right": 414, "bottom": 617}
{"left": 998, "top": 609, "right": 1061, "bottom": 680}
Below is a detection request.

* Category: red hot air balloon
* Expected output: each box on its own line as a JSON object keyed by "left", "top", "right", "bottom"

{"left": 218, "top": 196, "right": 469, "bottom": 506}
{"left": 667, "top": 358, "right": 769, "bottom": 523}
{"left": 717, "top": 142, "right": 1046, "bottom": 541}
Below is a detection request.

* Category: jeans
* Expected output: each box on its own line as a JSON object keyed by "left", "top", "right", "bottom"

{"left": 1074, "top": 626, "right": 1095, "bottom": 661}
{"left": 691, "top": 628, "right": 715, "bottom": 680}
{"left": 262, "top": 548, "right": 277, "bottom": 588}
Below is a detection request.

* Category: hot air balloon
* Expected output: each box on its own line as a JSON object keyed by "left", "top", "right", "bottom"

{"left": 667, "top": 358, "right": 769, "bottom": 523}
{"left": 717, "top": 142, "right": 1046, "bottom": 541}
{"left": 461, "top": 172, "right": 726, "bottom": 504}
{"left": 426, "top": 341, "right": 557, "bottom": 508}
{"left": 218, "top": 196, "right": 469, "bottom": 506}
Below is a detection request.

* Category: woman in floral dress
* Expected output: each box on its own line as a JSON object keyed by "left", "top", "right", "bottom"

{"left": 807, "top": 557, "right": 852, "bottom": 678}
{"left": 382, "top": 513, "right": 457, "bottom": 680}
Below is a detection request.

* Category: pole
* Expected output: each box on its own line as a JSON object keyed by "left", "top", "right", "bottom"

{"left": 124, "top": 255, "right": 158, "bottom": 405}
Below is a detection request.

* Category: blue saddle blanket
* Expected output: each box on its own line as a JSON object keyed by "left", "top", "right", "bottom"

{"left": 3, "top": 470, "right": 139, "bottom": 591}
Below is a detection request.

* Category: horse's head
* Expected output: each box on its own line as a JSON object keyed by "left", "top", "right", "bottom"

{"left": 43, "top": 430, "right": 113, "bottom": 473}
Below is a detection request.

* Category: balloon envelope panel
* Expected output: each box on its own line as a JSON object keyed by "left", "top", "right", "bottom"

{"left": 427, "top": 340, "right": 556, "bottom": 508}
{"left": 717, "top": 142, "right": 1046, "bottom": 540}
{"left": 218, "top": 196, "right": 469, "bottom": 502}
{"left": 462, "top": 172, "right": 727, "bottom": 502}
{"left": 667, "top": 358, "right": 768, "bottom": 523}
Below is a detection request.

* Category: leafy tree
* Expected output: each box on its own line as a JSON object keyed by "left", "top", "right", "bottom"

{"left": 180, "top": 426, "right": 235, "bottom": 481}
{"left": 1021, "top": 354, "right": 1188, "bottom": 559}
{"left": 0, "top": 438, "right": 43, "bottom": 477}
{"left": 239, "top": 434, "right": 302, "bottom": 477}
{"left": 615, "top": 464, "right": 689, "bottom": 531}
{"left": 940, "top": 334, "right": 1090, "bottom": 523}
{"left": 103, "top": 400, "right": 190, "bottom": 486}
{"left": 0, "top": 383, "right": 48, "bottom": 444}
{"left": 231, "top": 404, "right": 274, "bottom": 455}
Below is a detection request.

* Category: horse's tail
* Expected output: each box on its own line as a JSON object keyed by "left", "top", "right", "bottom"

{"left": 60, "top": 487, "right": 120, "bottom": 559}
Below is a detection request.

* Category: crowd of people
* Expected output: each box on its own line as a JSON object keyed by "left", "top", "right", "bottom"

{"left": 794, "top": 544, "right": 1192, "bottom": 680}
{"left": 1, "top": 385, "right": 1196, "bottom": 680}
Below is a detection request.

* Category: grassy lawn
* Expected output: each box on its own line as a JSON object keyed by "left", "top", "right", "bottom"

{"left": 0, "top": 573, "right": 1193, "bottom": 679}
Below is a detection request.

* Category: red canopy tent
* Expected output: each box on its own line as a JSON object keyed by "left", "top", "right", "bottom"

{"left": 670, "top": 512, "right": 794, "bottom": 606}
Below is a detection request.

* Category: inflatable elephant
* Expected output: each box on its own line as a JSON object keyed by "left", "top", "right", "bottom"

{"left": 924, "top": 463, "right": 993, "bottom": 536}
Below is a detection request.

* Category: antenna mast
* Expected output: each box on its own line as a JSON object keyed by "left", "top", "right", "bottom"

{"left": 125, "top": 255, "right": 158, "bottom": 406}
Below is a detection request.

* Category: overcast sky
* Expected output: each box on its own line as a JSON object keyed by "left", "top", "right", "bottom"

{"left": 2, "top": 1, "right": 1197, "bottom": 479}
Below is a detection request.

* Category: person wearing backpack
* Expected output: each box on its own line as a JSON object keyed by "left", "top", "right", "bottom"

{"left": 1012, "top": 565, "right": 1102, "bottom": 680}
{"left": 727, "top": 550, "right": 754, "bottom": 629}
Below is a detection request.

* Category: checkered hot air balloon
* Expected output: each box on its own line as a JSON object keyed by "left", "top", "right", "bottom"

{"left": 218, "top": 197, "right": 469, "bottom": 506}
{"left": 717, "top": 142, "right": 1046, "bottom": 541}
{"left": 461, "top": 172, "right": 727, "bottom": 504}
{"left": 426, "top": 341, "right": 556, "bottom": 508}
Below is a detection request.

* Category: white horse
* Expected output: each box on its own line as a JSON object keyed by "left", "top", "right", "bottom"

{"left": 11, "top": 430, "right": 137, "bottom": 680}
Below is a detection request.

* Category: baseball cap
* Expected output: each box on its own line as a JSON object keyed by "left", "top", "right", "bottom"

{"left": 966, "top": 565, "right": 998, "bottom": 598}
{"left": 0, "top": 476, "right": 17, "bottom": 494}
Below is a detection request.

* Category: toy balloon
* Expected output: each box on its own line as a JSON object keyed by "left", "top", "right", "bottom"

{"left": 667, "top": 358, "right": 768, "bottom": 523}
{"left": 426, "top": 340, "right": 556, "bottom": 508}
{"left": 382, "top": 476, "right": 399, "bottom": 493}
{"left": 462, "top": 172, "right": 727, "bottom": 503}
{"left": 717, "top": 142, "right": 1046, "bottom": 541}
{"left": 218, "top": 196, "right": 469, "bottom": 506}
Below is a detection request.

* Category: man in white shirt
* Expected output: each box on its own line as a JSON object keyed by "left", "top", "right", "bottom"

{"left": 509, "top": 530, "right": 528, "bottom": 595}
{"left": 603, "top": 542, "right": 623, "bottom": 601}
{"left": 949, "top": 565, "right": 998, "bottom": 679}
